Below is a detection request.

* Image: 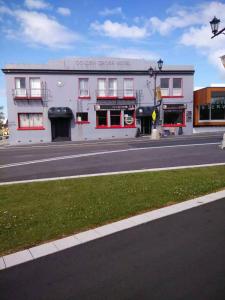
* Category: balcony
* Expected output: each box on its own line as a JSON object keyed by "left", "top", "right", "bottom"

{"left": 96, "top": 89, "right": 136, "bottom": 100}
{"left": 13, "top": 88, "right": 44, "bottom": 100}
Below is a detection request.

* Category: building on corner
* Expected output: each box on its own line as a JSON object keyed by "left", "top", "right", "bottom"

{"left": 2, "top": 57, "right": 194, "bottom": 144}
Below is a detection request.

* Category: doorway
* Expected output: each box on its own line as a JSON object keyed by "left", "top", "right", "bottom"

{"left": 51, "top": 118, "right": 71, "bottom": 142}
{"left": 140, "top": 116, "right": 152, "bottom": 135}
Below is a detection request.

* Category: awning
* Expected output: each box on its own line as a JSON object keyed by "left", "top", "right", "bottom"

{"left": 136, "top": 106, "right": 154, "bottom": 117}
{"left": 48, "top": 107, "right": 73, "bottom": 119}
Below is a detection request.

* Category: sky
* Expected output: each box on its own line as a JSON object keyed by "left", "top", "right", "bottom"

{"left": 0, "top": 0, "right": 225, "bottom": 118}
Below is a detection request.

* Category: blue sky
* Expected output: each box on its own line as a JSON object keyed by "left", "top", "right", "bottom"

{"left": 0, "top": 0, "right": 225, "bottom": 117}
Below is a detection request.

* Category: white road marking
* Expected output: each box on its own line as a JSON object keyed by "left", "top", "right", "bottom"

{"left": 1, "top": 162, "right": 225, "bottom": 186}
{"left": 0, "top": 142, "right": 219, "bottom": 169}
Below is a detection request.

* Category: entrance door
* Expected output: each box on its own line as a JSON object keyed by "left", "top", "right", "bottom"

{"left": 140, "top": 117, "right": 152, "bottom": 135}
{"left": 51, "top": 118, "right": 71, "bottom": 141}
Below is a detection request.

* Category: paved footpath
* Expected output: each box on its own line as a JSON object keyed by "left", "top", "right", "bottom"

{"left": 0, "top": 198, "right": 225, "bottom": 300}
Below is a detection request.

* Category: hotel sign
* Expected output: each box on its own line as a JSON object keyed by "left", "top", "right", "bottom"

{"left": 67, "top": 59, "right": 131, "bottom": 69}
{"left": 95, "top": 104, "right": 135, "bottom": 111}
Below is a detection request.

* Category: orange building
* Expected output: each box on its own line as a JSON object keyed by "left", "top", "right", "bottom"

{"left": 194, "top": 87, "right": 225, "bottom": 127}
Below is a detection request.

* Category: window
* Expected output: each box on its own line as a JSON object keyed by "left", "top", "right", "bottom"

{"left": 98, "top": 79, "right": 106, "bottom": 97}
{"left": 96, "top": 111, "right": 107, "bottom": 127}
{"left": 124, "top": 79, "right": 134, "bottom": 97}
{"left": 124, "top": 110, "right": 135, "bottom": 127}
{"left": 18, "top": 113, "right": 43, "bottom": 129}
{"left": 76, "top": 112, "right": 89, "bottom": 123}
{"left": 110, "top": 110, "right": 121, "bottom": 126}
{"left": 160, "top": 78, "right": 169, "bottom": 96}
{"left": 79, "top": 79, "right": 89, "bottom": 97}
{"left": 199, "top": 105, "right": 210, "bottom": 120}
{"left": 15, "top": 78, "right": 26, "bottom": 97}
{"left": 211, "top": 104, "right": 225, "bottom": 120}
{"left": 30, "top": 78, "right": 41, "bottom": 97}
{"left": 108, "top": 79, "right": 117, "bottom": 97}
{"left": 163, "top": 109, "right": 184, "bottom": 126}
{"left": 172, "top": 78, "right": 182, "bottom": 96}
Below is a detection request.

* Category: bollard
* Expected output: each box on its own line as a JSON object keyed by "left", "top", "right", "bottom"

{"left": 219, "top": 133, "right": 225, "bottom": 149}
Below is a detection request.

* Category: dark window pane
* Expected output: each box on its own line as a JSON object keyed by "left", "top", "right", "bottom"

{"left": 160, "top": 78, "right": 169, "bottom": 89}
{"left": 110, "top": 110, "right": 121, "bottom": 126}
{"left": 199, "top": 105, "right": 210, "bottom": 120}
{"left": 76, "top": 112, "right": 88, "bottom": 122}
{"left": 173, "top": 78, "right": 182, "bottom": 88}
{"left": 97, "top": 111, "right": 107, "bottom": 126}
{"left": 211, "top": 91, "right": 225, "bottom": 104}
{"left": 164, "top": 109, "right": 183, "bottom": 125}
{"left": 211, "top": 104, "right": 225, "bottom": 120}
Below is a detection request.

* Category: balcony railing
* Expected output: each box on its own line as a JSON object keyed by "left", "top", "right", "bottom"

{"left": 96, "top": 89, "right": 136, "bottom": 100}
{"left": 13, "top": 88, "right": 44, "bottom": 100}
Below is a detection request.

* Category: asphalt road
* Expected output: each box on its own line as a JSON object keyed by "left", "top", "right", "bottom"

{"left": 0, "top": 134, "right": 224, "bottom": 183}
{"left": 1, "top": 199, "right": 225, "bottom": 300}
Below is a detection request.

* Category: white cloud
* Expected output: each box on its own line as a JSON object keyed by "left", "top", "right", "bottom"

{"left": 91, "top": 20, "right": 148, "bottom": 39}
{"left": 149, "top": 1, "right": 225, "bottom": 78}
{"left": 57, "top": 7, "right": 71, "bottom": 16}
{"left": 24, "top": 0, "right": 50, "bottom": 10}
{"left": 108, "top": 48, "right": 158, "bottom": 60}
{"left": 0, "top": 5, "right": 79, "bottom": 49}
{"left": 99, "top": 7, "right": 124, "bottom": 17}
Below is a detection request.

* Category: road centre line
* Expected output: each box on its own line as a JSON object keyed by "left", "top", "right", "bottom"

{"left": 0, "top": 142, "right": 219, "bottom": 169}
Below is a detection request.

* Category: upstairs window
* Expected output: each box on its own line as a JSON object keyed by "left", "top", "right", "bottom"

{"left": 79, "top": 79, "right": 89, "bottom": 98}
{"left": 172, "top": 78, "right": 182, "bottom": 96}
{"left": 108, "top": 78, "right": 117, "bottom": 97}
{"left": 15, "top": 78, "right": 26, "bottom": 97}
{"left": 160, "top": 78, "right": 169, "bottom": 96}
{"left": 30, "top": 78, "right": 41, "bottom": 97}
{"left": 124, "top": 79, "right": 134, "bottom": 97}
{"left": 98, "top": 79, "right": 106, "bottom": 97}
{"left": 18, "top": 113, "right": 43, "bottom": 129}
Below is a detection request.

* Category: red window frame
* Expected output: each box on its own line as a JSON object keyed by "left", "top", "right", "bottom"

{"left": 124, "top": 110, "right": 136, "bottom": 128}
{"left": 96, "top": 110, "right": 108, "bottom": 128}
{"left": 75, "top": 112, "right": 90, "bottom": 124}
{"left": 17, "top": 113, "right": 45, "bottom": 130}
{"left": 162, "top": 109, "right": 186, "bottom": 127}
{"left": 110, "top": 110, "right": 122, "bottom": 128}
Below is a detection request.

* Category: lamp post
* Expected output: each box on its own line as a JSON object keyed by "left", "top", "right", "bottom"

{"left": 210, "top": 16, "right": 225, "bottom": 38}
{"left": 148, "top": 59, "right": 163, "bottom": 131}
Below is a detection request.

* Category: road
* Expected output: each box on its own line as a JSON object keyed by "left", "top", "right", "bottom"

{"left": 0, "top": 133, "right": 224, "bottom": 183}
{"left": 0, "top": 199, "right": 224, "bottom": 300}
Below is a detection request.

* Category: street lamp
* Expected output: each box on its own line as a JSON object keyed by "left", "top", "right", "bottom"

{"left": 148, "top": 59, "right": 163, "bottom": 106}
{"left": 148, "top": 59, "right": 163, "bottom": 132}
{"left": 210, "top": 16, "right": 225, "bottom": 38}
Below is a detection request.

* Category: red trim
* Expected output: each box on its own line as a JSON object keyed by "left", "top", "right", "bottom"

{"left": 96, "top": 126, "right": 136, "bottom": 129}
{"left": 97, "top": 96, "right": 117, "bottom": 100}
{"left": 162, "top": 96, "right": 184, "bottom": 99}
{"left": 123, "top": 96, "right": 136, "bottom": 100}
{"left": 17, "top": 127, "right": 45, "bottom": 130}
{"left": 14, "top": 96, "right": 28, "bottom": 100}
{"left": 75, "top": 121, "right": 90, "bottom": 124}
{"left": 78, "top": 96, "right": 91, "bottom": 99}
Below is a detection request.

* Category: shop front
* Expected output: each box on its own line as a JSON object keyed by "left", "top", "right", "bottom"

{"left": 162, "top": 104, "right": 187, "bottom": 128}
{"left": 136, "top": 106, "right": 154, "bottom": 135}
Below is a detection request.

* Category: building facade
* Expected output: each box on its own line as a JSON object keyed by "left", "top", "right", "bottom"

{"left": 194, "top": 86, "right": 225, "bottom": 128}
{"left": 2, "top": 58, "right": 194, "bottom": 144}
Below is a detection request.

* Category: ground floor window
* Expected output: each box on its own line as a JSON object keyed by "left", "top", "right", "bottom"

{"left": 96, "top": 109, "right": 136, "bottom": 128}
{"left": 110, "top": 110, "right": 121, "bottom": 126}
{"left": 96, "top": 111, "right": 107, "bottom": 127}
{"left": 76, "top": 112, "right": 89, "bottom": 123}
{"left": 199, "top": 104, "right": 225, "bottom": 121}
{"left": 163, "top": 109, "right": 185, "bottom": 126}
{"left": 18, "top": 113, "right": 44, "bottom": 129}
{"left": 124, "top": 110, "right": 135, "bottom": 127}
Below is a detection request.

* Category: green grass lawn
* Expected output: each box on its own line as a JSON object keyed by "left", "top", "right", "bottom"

{"left": 0, "top": 166, "right": 225, "bottom": 256}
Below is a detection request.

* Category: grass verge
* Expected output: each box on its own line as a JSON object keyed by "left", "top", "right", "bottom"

{"left": 1, "top": 166, "right": 225, "bottom": 256}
